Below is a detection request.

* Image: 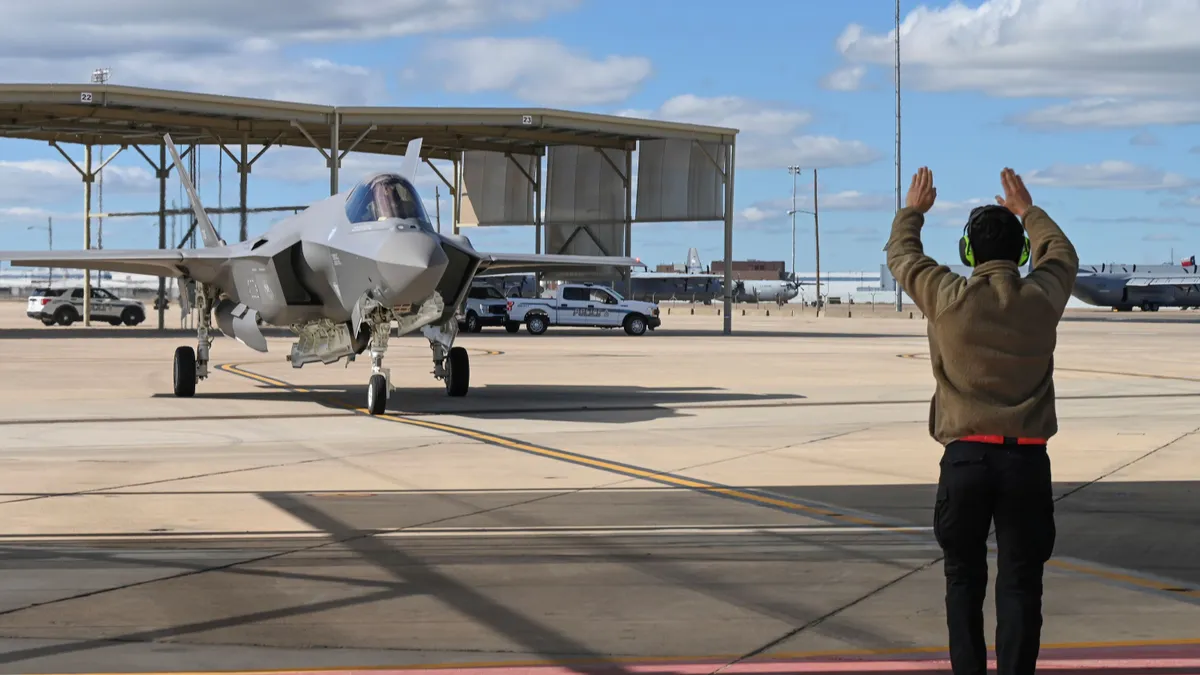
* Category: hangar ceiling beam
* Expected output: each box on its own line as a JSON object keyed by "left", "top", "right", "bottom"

{"left": 215, "top": 132, "right": 283, "bottom": 242}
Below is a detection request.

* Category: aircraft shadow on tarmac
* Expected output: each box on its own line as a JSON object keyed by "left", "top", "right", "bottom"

{"left": 1, "top": 481, "right": 1196, "bottom": 669}
{"left": 154, "top": 383, "right": 807, "bottom": 424}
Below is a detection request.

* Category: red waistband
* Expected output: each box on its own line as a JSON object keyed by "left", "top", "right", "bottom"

{"left": 958, "top": 435, "right": 1046, "bottom": 445}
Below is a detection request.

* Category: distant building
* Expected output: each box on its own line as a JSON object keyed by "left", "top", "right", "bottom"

{"left": 710, "top": 259, "right": 786, "bottom": 280}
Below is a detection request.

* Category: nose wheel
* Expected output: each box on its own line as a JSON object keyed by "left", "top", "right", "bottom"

{"left": 367, "top": 373, "right": 388, "bottom": 415}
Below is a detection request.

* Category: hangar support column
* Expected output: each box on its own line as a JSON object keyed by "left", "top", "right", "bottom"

{"left": 422, "top": 156, "right": 459, "bottom": 234}
{"left": 215, "top": 132, "right": 281, "bottom": 242}
{"left": 723, "top": 138, "right": 736, "bottom": 336}
{"left": 51, "top": 140, "right": 125, "bottom": 327}
{"left": 132, "top": 142, "right": 192, "bottom": 330}
{"left": 291, "top": 118, "right": 376, "bottom": 198}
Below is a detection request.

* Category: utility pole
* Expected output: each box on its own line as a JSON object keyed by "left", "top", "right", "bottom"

{"left": 788, "top": 165, "right": 801, "bottom": 281}
{"left": 894, "top": 0, "right": 904, "bottom": 312}
{"left": 814, "top": 168, "right": 821, "bottom": 317}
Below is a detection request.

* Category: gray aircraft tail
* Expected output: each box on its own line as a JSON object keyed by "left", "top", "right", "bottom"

{"left": 398, "top": 137, "right": 423, "bottom": 183}
{"left": 685, "top": 247, "right": 702, "bottom": 274}
{"left": 164, "top": 133, "right": 224, "bottom": 248}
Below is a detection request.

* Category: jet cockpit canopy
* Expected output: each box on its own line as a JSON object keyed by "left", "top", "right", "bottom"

{"left": 344, "top": 174, "right": 435, "bottom": 233}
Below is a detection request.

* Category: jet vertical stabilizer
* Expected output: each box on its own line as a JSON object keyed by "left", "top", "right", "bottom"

{"left": 685, "top": 247, "right": 703, "bottom": 274}
{"left": 398, "top": 137, "right": 423, "bottom": 183}
{"left": 164, "top": 134, "right": 224, "bottom": 248}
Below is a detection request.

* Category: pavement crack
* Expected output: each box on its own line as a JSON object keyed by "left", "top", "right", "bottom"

{"left": 1052, "top": 424, "right": 1200, "bottom": 505}
{"left": 708, "top": 558, "right": 940, "bottom": 674}
{"left": 0, "top": 441, "right": 449, "bottom": 506}
{"left": 0, "top": 484, "right": 577, "bottom": 620}
{"left": 664, "top": 427, "right": 870, "bottom": 476}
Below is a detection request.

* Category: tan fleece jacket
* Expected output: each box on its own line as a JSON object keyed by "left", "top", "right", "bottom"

{"left": 885, "top": 205, "right": 1079, "bottom": 445}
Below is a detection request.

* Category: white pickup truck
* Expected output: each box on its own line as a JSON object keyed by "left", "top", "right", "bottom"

{"left": 505, "top": 283, "right": 660, "bottom": 335}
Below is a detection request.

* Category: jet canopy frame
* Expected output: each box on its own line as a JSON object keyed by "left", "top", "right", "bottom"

{"left": 0, "top": 83, "right": 742, "bottom": 334}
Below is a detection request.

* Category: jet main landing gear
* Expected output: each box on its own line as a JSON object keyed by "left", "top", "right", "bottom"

{"left": 424, "top": 321, "right": 470, "bottom": 398}
{"left": 172, "top": 281, "right": 214, "bottom": 398}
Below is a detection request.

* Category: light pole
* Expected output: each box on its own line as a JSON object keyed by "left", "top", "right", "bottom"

{"left": 788, "top": 165, "right": 801, "bottom": 281}
{"left": 27, "top": 217, "right": 52, "bottom": 284}
{"left": 894, "top": 0, "right": 904, "bottom": 312}
{"left": 787, "top": 168, "right": 821, "bottom": 316}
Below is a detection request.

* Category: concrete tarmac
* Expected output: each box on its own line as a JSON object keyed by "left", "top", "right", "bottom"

{"left": 0, "top": 306, "right": 1199, "bottom": 673}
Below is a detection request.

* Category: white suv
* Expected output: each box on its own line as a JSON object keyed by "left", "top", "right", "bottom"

{"left": 33, "top": 287, "right": 147, "bottom": 327}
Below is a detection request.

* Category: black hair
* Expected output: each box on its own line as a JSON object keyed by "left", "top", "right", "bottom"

{"left": 966, "top": 205, "right": 1025, "bottom": 265}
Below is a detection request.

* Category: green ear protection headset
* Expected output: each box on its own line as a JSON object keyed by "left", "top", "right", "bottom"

{"left": 958, "top": 205, "right": 1030, "bottom": 267}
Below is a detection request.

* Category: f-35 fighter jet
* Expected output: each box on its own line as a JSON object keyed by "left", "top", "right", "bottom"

{"left": 0, "top": 134, "right": 638, "bottom": 414}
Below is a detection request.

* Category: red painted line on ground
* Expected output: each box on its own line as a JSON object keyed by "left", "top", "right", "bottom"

{"left": 121, "top": 655, "right": 1200, "bottom": 675}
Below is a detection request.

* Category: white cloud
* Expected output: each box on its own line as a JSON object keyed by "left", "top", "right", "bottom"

{"left": 254, "top": 148, "right": 453, "bottom": 190}
{"left": 619, "top": 95, "right": 881, "bottom": 171}
{"left": 0, "top": 1, "right": 579, "bottom": 105}
{"left": 420, "top": 37, "right": 652, "bottom": 106}
{"left": 632, "top": 94, "right": 812, "bottom": 136}
{"left": 0, "top": 1, "right": 578, "bottom": 56}
{"left": 1144, "top": 233, "right": 1182, "bottom": 242}
{"left": 1025, "top": 160, "right": 1197, "bottom": 191}
{"left": 831, "top": 0, "right": 1200, "bottom": 129}
{"left": 821, "top": 65, "right": 867, "bottom": 92}
{"left": 1079, "top": 215, "right": 1193, "bottom": 225}
{"left": 0, "top": 159, "right": 156, "bottom": 205}
{"left": 1163, "top": 195, "right": 1200, "bottom": 208}
{"left": 739, "top": 206, "right": 773, "bottom": 223}
{"left": 1130, "top": 131, "right": 1160, "bottom": 146}
{"left": 739, "top": 191, "right": 981, "bottom": 228}
{"left": 1012, "top": 98, "right": 1200, "bottom": 130}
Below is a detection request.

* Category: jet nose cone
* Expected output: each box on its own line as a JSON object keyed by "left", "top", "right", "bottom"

{"left": 376, "top": 230, "right": 449, "bottom": 305}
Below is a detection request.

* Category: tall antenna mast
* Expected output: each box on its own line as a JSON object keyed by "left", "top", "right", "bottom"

{"left": 893, "top": 0, "right": 904, "bottom": 312}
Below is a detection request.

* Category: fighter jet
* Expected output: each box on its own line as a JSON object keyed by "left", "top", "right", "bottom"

{"left": 0, "top": 134, "right": 637, "bottom": 414}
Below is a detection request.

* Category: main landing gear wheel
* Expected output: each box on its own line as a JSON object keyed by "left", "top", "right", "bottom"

{"left": 445, "top": 346, "right": 470, "bottom": 397}
{"left": 173, "top": 346, "right": 197, "bottom": 398}
{"left": 367, "top": 373, "right": 388, "bottom": 415}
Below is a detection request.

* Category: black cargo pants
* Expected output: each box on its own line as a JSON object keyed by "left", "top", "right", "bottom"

{"left": 933, "top": 440, "right": 1057, "bottom": 675}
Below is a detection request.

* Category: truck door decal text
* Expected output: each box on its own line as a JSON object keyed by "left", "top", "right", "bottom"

{"left": 573, "top": 307, "right": 610, "bottom": 318}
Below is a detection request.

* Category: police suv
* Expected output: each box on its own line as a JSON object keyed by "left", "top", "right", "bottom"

{"left": 30, "top": 287, "right": 147, "bottom": 327}
{"left": 504, "top": 283, "right": 660, "bottom": 335}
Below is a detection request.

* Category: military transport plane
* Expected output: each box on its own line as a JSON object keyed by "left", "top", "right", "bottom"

{"left": 1072, "top": 257, "right": 1200, "bottom": 311}
{"left": 0, "top": 134, "right": 637, "bottom": 414}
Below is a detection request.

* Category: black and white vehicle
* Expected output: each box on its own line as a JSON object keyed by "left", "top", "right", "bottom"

{"left": 505, "top": 283, "right": 660, "bottom": 335}
{"left": 457, "top": 284, "right": 510, "bottom": 333}
{"left": 34, "top": 287, "right": 147, "bottom": 327}
{"left": 26, "top": 287, "right": 66, "bottom": 324}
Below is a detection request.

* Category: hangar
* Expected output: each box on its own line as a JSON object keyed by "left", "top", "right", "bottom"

{"left": 0, "top": 84, "right": 740, "bottom": 332}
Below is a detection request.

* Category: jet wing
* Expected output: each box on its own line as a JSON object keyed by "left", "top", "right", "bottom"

{"left": 0, "top": 248, "right": 228, "bottom": 278}
{"left": 474, "top": 252, "right": 641, "bottom": 277}
{"left": 1125, "top": 277, "right": 1200, "bottom": 287}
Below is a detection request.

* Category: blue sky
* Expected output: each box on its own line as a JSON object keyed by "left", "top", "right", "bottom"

{"left": 2, "top": 0, "right": 1199, "bottom": 273}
